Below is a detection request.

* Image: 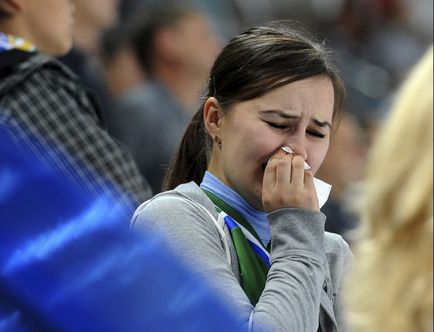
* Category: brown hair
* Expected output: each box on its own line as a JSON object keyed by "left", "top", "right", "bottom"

{"left": 0, "top": 10, "right": 12, "bottom": 19}
{"left": 163, "top": 20, "right": 346, "bottom": 191}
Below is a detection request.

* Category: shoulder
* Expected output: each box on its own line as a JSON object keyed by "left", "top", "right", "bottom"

{"left": 17, "top": 55, "right": 94, "bottom": 102}
{"left": 110, "top": 82, "right": 168, "bottom": 127}
{"left": 131, "top": 183, "right": 228, "bottom": 259}
{"left": 7, "top": 55, "right": 100, "bottom": 121}
{"left": 15, "top": 55, "right": 80, "bottom": 87}
{"left": 1, "top": 54, "right": 69, "bottom": 97}
{"left": 132, "top": 182, "right": 219, "bottom": 230}
{"left": 35, "top": 58, "right": 97, "bottom": 106}
{"left": 3, "top": 54, "right": 85, "bottom": 100}
{"left": 113, "top": 81, "right": 166, "bottom": 109}
{"left": 113, "top": 83, "right": 153, "bottom": 109}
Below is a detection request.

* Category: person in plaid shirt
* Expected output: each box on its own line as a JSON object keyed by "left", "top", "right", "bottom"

{"left": 0, "top": 0, "right": 152, "bottom": 214}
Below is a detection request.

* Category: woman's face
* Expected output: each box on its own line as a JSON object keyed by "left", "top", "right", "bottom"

{"left": 207, "top": 76, "right": 335, "bottom": 210}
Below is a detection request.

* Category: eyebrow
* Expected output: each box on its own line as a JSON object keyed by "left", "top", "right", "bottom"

{"left": 260, "top": 110, "right": 332, "bottom": 129}
{"left": 312, "top": 119, "right": 332, "bottom": 129}
{"left": 259, "top": 109, "right": 300, "bottom": 119}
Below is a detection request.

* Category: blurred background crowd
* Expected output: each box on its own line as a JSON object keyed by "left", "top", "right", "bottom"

{"left": 59, "top": 0, "right": 433, "bottom": 243}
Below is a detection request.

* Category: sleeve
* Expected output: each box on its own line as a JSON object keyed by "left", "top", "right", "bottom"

{"left": 325, "top": 234, "right": 353, "bottom": 331}
{"left": 132, "top": 195, "right": 326, "bottom": 332}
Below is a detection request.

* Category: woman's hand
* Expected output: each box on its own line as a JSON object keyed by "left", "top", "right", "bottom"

{"left": 262, "top": 148, "right": 319, "bottom": 212}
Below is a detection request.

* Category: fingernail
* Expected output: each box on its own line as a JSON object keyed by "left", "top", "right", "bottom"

{"left": 282, "top": 146, "right": 311, "bottom": 169}
{"left": 281, "top": 146, "right": 294, "bottom": 154}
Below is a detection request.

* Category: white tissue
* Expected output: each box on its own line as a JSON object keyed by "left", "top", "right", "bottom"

{"left": 281, "top": 146, "right": 331, "bottom": 208}
{"left": 313, "top": 177, "right": 332, "bottom": 208}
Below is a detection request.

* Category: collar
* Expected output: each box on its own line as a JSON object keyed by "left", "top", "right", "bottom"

{"left": 200, "top": 171, "right": 270, "bottom": 247}
{"left": 0, "top": 33, "right": 37, "bottom": 53}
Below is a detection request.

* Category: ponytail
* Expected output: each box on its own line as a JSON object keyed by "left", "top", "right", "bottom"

{"left": 162, "top": 107, "right": 210, "bottom": 191}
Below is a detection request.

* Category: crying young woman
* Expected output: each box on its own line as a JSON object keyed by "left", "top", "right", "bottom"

{"left": 132, "top": 20, "right": 352, "bottom": 332}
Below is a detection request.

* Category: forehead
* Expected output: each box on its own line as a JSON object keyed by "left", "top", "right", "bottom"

{"left": 233, "top": 76, "right": 335, "bottom": 122}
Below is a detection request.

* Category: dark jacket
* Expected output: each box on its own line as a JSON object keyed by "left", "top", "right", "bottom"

{"left": 0, "top": 49, "right": 152, "bottom": 213}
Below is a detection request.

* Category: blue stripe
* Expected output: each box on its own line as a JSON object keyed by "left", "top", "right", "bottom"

{"left": 223, "top": 213, "right": 270, "bottom": 267}
{"left": 223, "top": 215, "right": 238, "bottom": 231}
{"left": 249, "top": 242, "right": 271, "bottom": 267}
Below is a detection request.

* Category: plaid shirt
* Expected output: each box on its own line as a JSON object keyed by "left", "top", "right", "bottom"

{"left": 0, "top": 50, "right": 152, "bottom": 214}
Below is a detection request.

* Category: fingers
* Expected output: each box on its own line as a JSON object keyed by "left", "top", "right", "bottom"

{"left": 265, "top": 148, "right": 302, "bottom": 189}
{"left": 303, "top": 170, "right": 319, "bottom": 210}
{"left": 262, "top": 149, "right": 291, "bottom": 211}
{"left": 263, "top": 155, "right": 277, "bottom": 193}
{"left": 290, "top": 155, "right": 305, "bottom": 188}
{"left": 275, "top": 150, "right": 293, "bottom": 188}
{"left": 262, "top": 146, "right": 319, "bottom": 212}
{"left": 303, "top": 170, "right": 315, "bottom": 191}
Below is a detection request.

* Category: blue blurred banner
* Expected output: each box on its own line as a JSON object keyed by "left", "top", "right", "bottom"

{"left": 0, "top": 124, "right": 241, "bottom": 332}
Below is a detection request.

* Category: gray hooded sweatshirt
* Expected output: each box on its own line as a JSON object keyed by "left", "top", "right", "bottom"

{"left": 132, "top": 182, "right": 352, "bottom": 332}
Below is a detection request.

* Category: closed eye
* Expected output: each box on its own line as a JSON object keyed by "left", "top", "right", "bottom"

{"left": 307, "top": 130, "right": 326, "bottom": 138}
{"left": 265, "top": 121, "right": 288, "bottom": 130}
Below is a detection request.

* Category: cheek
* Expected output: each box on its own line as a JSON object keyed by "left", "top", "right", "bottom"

{"left": 222, "top": 116, "right": 281, "bottom": 169}
{"left": 222, "top": 131, "right": 273, "bottom": 179}
{"left": 309, "top": 142, "right": 330, "bottom": 174}
{"left": 243, "top": 131, "right": 279, "bottom": 167}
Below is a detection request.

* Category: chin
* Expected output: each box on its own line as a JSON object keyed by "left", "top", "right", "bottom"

{"left": 45, "top": 42, "right": 73, "bottom": 56}
{"left": 251, "top": 195, "right": 264, "bottom": 211}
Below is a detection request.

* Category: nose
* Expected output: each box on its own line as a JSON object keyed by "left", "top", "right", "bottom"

{"left": 284, "top": 135, "right": 307, "bottom": 160}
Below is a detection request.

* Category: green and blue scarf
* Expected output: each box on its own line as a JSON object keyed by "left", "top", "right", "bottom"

{"left": 202, "top": 188, "right": 270, "bottom": 305}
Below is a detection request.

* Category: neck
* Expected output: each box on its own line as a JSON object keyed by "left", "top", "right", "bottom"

{"left": 1, "top": 18, "right": 32, "bottom": 44}
{"left": 73, "top": 19, "right": 99, "bottom": 55}
{"left": 200, "top": 171, "right": 271, "bottom": 247}
{"left": 154, "top": 65, "right": 206, "bottom": 114}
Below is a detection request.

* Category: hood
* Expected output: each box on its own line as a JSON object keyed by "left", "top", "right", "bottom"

{"left": 132, "top": 181, "right": 219, "bottom": 225}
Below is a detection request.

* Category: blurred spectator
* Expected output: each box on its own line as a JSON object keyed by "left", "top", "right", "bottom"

{"left": 0, "top": 0, "right": 151, "bottom": 215}
{"left": 345, "top": 47, "right": 433, "bottom": 332}
{"left": 59, "top": 0, "right": 119, "bottom": 119}
{"left": 119, "top": 0, "right": 242, "bottom": 40}
{"left": 107, "top": 2, "right": 222, "bottom": 193}
{"left": 364, "top": 0, "right": 430, "bottom": 86}
{"left": 100, "top": 24, "right": 147, "bottom": 100}
{"left": 316, "top": 113, "right": 368, "bottom": 243}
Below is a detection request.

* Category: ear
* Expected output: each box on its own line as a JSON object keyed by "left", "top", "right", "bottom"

{"left": 0, "top": 0, "right": 24, "bottom": 15}
{"left": 203, "top": 97, "right": 223, "bottom": 140}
